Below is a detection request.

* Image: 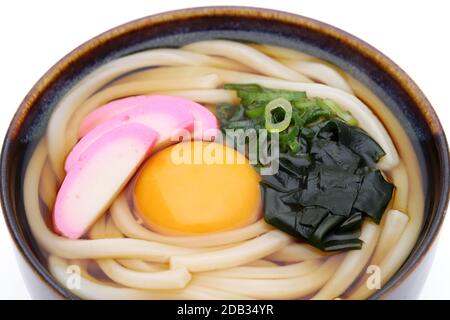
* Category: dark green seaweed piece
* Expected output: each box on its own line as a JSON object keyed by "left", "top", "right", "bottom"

{"left": 262, "top": 192, "right": 364, "bottom": 251}
{"left": 311, "top": 140, "right": 361, "bottom": 173}
{"left": 299, "top": 167, "right": 362, "bottom": 216}
{"left": 353, "top": 171, "right": 395, "bottom": 223}
{"left": 310, "top": 214, "right": 346, "bottom": 244}
{"left": 260, "top": 167, "right": 301, "bottom": 192}
{"left": 320, "top": 239, "right": 363, "bottom": 252}
{"left": 279, "top": 152, "right": 311, "bottom": 169}
{"left": 315, "top": 119, "right": 385, "bottom": 168}
{"left": 298, "top": 206, "right": 330, "bottom": 228}
{"left": 339, "top": 211, "right": 363, "bottom": 232}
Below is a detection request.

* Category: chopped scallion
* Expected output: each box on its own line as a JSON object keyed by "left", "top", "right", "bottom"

{"left": 264, "top": 98, "right": 293, "bottom": 133}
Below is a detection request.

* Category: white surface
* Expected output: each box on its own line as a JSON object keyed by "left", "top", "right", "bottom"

{"left": 0, "top": 0, "right": 449, "bottom": 300}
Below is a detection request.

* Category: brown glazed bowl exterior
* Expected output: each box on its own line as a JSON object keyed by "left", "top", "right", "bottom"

{"left": 1, "top": 7, "right": 449, "bottom": 300}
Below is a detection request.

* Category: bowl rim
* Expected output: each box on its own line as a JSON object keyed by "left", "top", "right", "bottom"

{"left": 1, "top": 5, "right": 449, "bottom": 300}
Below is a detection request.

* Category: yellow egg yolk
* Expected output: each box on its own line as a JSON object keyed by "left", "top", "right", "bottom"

{"left": 133, "top": 141, "right": 261, "bottom": 235}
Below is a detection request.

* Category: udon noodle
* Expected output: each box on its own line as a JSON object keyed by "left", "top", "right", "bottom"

{"left": 23, "top": 40, "right": 424, "bottom": 299}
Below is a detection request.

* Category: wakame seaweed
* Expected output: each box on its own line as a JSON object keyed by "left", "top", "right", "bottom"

{"left": 219, "top": 84, "right": 395, "bottom": 252}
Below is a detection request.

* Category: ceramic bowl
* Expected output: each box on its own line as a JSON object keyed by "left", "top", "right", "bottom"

{"left": 1, "top": 6, "right": 449, "bottom": 299}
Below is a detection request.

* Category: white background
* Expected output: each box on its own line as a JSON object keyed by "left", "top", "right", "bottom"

{"left": 0, "top": 0, "right": 449, "bottom": 299}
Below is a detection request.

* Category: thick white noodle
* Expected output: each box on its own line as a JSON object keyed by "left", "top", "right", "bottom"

{"left": 390, "top": 164, "right": 409, "bottom": 212}
{"left": 183, "top": 40, "right": 309, "bottom": 82}
{"left": 117, "top": 259, "right": 166, "bottom": 272}
{"left": 192, "top": 256, "right": 342, "bottom": 299}
{"left": 280, "top": 59, "right": 353, "bottom": 93}
{"left": 155, "top": 89, "right": 238, "bottom": 105}
{"left": 250, "top": 44, "right": 314, "bottom": 60}
{"left": 38, "top": 159, "right": 58, "bottom": 209}
{"left": 96, "top": 259, "right": 191, "bottom": 290}
{"left": 312, "top": 221, "right": 380, "bottom": 299}
{"left": 246, "top": 260, "right": 278, "bottom": 267}
{"left": 88, "top": 216, "right": 192, "bottom": 290}
{"left": 345, "top": 209, "right": 410, "bottom": 296}
{"left": 48, "top": 256, "right": 251, "bottom": 300}
{"left": 268, "top": 242, "right": 334, "bottom": 262}
{"left": 202, "top": 259, "right": 322, "bottom": 279}
{"left": 170, "top": 230, "right": 291, "bottom": 272}
{"left": 371, "top": 210, "right": 409, "bottom": 266}
{"left": 110, "top": 194, "right": 272, "bottom": 248}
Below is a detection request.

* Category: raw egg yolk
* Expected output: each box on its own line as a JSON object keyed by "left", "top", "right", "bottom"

{"left": 133, "top": 141, "right": 261, "bottom": 235}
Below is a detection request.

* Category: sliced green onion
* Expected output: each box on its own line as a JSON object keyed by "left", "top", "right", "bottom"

{"left": 288, "top": 139, "right": 301, "bottom": 153}
{"left": 245, "top": 105, "right": 265, "bottom": 118}
{"left": 322, "top": 99, "right": 358, "bottom": 126}
{"left": 292, "top": 98, "right": 317, "bottom": 110}
{"left": 264, "top": 98, "right": 293, "bottom": 133}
